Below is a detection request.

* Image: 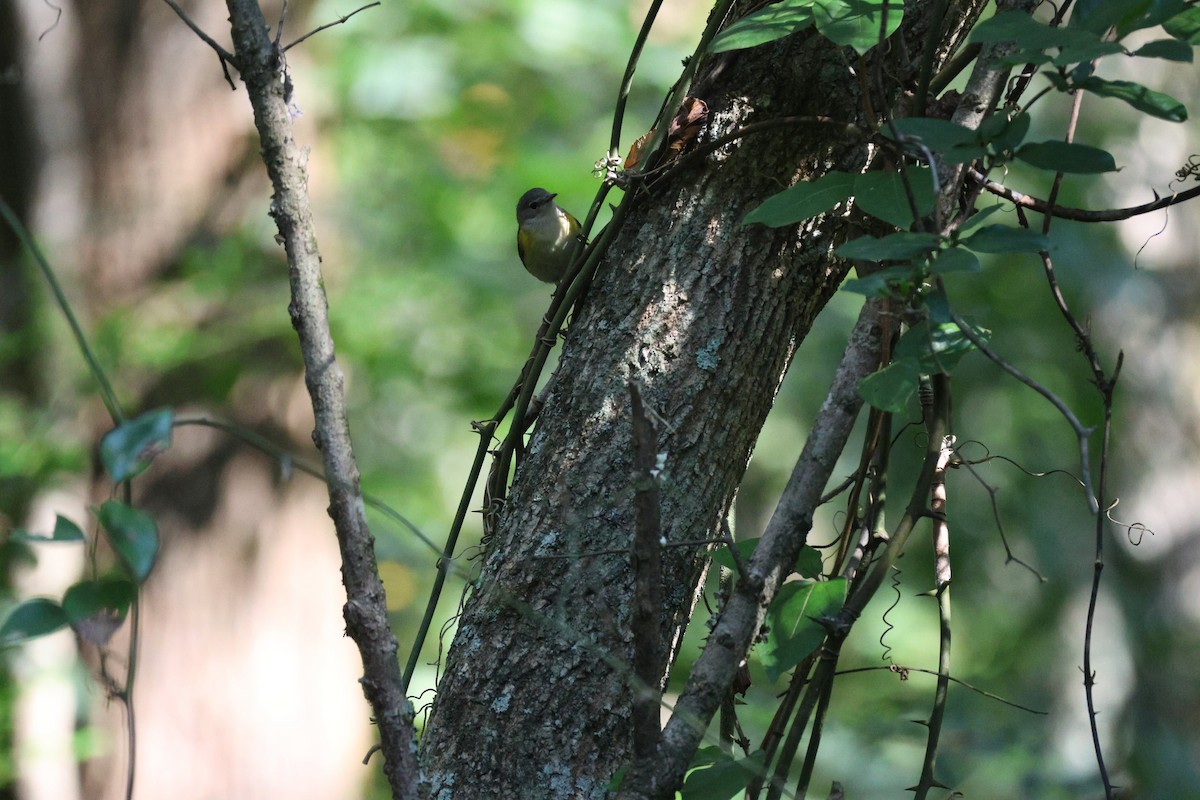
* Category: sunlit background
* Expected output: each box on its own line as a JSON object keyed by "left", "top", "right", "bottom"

{"left": 1, "top": 0, "right": 1198, "bottom": 798}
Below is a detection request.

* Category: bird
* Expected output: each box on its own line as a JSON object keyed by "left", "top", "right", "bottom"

{"left": 515, "top": 187, "right": 582, "bottom": 283}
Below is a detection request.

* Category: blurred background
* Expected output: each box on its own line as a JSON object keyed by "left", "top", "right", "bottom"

{"left": 0, "top": 0, "right": 1197, "bottom": 798}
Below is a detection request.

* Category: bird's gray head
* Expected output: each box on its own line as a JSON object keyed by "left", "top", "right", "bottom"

{"left": 516, "top": 187, "right": 557, "bottom": 223}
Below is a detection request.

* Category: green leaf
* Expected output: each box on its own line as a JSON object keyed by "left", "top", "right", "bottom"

{"left": 52, "top": 515, "right": 86, "bottom": 542}
{"left": 1118, "top": 0, "right": 1189, "bottom": 35}
{"left": 1015, "top": 141, "right": 1118, "bottom": 173}
{"left": 711, "top": 538, "right": 758, "bottom": 571}
{"left": 1072, "top": 0, "right": 1189, "bottom": 38}
{"left": 0, "top": 598, "right": 68, "bottom": 645}
{"left": 971, "top": 11, "right": 1108, "bottom": 51}
{"left": 97, "top": 501, "right": 160, "bottom": 583}
{"left": 813, "top": 0, "right": 904, "bottom": 55}
{"left": 994, "top": 39, "right": 1125, "bottom": 68}
{"left": 1164, "top": 7, "right": 1200, "bottom": 43}
{"left": 958, "top": 203, "right": 1005, "bottom": 233}
{"left": 894, "top": 320, "right": 983, "bottom": 375}
{"left": 859, "top": 320, "right": 988, "bottom": 412}
{"left": 858, "top": 360, "right": 921, "bottom": 412}
{"left": 710, "top": 2, "right": 816, "bottom": 53}
{"left": 1132, "top": 38, "right": 1194, "bottom": 62}
{"left": 961, "top": 225, "right": 1053, "bottom": 254}
{"left": 760, "top": 578, "right": 847, "bottom": 681}
{"left": 682, "top": 748, "right": 765, "bottom": 800}
{"left": 836, "top": 232, "right": 940, "bottom": 261}
{"left": 62, "top": 577, "right": 136, "bottom": 645}
{"left": 930, "top": 246, "right": 980, "bottom": 274}
{"left": 854, "top": 169, "right": 936, "bottom": 228}
{"left": 977, "top": 111, "right": 1031, "bottom": 153}
{"left": 743, "top": 171, "right": 856, "bottom": 227}
{"left": 1077, "top": 76, "right": 1187, "bottom": 121}
{"left": 62, "top": 578, "right": 135, "bottom": 625}
{"left": 1069, "top": 0, "right": 1151, "bottom": 34}
{"left": 841, "top": 264, "right": 915, "bottom": 296}
{"left": 711, "top": 540, "right": 824, "bottom": 578}
{"left": 99, "top": 407, "right": 174, "bottom": 483}
{"left": 888, "top": 118, "right": 984, "bottom": 164}
{"left": 795, "top": 546, "right": 824, "bottom": 578}
{"left": 10, "top": 514, "right": 86, "bottom": 543}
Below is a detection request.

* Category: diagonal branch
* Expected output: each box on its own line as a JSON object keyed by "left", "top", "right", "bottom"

{"left": 972, "top": 168, "right": 1200, "bottom": 223}
{"left": 160, "top": 0, "right": 237, "bottom": 88}
{"left": 284, "top": 1, "right": 381, "bottom": 51}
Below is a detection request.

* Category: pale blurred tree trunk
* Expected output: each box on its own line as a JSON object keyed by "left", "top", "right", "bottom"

{"left": 419, "top": 1, "right": 988, "bottom": 795}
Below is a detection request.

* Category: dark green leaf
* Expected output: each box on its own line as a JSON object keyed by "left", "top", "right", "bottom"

{"left": 52, "top": 515, "right": 86, "bottom": 542}
{"left": 1069, "top": 0, "right": 1152, "bottom": 34}
{"left": 711, "top": 538, "right": 759, "bottom": 571}
{"left": 1123, "top": 0, "right": 1190, "bottom": 35}
{"left": 682, "top": 748, "right": 766, "bottom": 800}
{"left": 1077, "top": 76, "right": 1187, "bottom": 121}
{"left": 958, "top": 203, "right": 1005, "bottom": 233}
{"left": 895, "top": 321, "right": 984, "bottom": 375}
{"left": 62, "top": 578, "right": 135, "bottom": 625}
{"left": 0, "top": 598, "right": 68, "bottom": 645}
{"left": 962, "top": 225, "right": 1053, "bottom": 254}
{"left": 888, "top": 117, "right": 972, "bottom": 149}
{"left": 710, "top": 2, "right": 816, "bottom": 53}
{"left": 1104, "top": 0, "right": 1188, "bottom": 37}
{"left": 712, "top": 540, "right": 824, "bottom": 578}
{"left": 854, "top": 169, "right": 936, "bottom": 228}
{"left": 1052, "top": 40, "right": 1127, "bottom": 65}
{"left": 858, "top": 360, "right": 921, "bottom": 412}
{"left": 996, "top": 39, "right": 1125, "bottom": 67}
{"left": 1015, "top": 141, "right": 1118, "bottom": 173}
{"left": 97, "top": 501, "right": 160, "bottom": 583}
{"left": 1, "top": 539, "right": 37, "bottom": 568}
{"left": 10, "top": 514, "right": 86, "bottom": 543}
{"left": 99, "top": 407, "right": 175, "bottom": 483}
{"left": 887, "top": 117, "right": 980, "bottom": 162}
{"left": 930, "top": 247, "right": 980, "bottom": 274}
{"left": 743, "top": 172, "right": 856, "bottom": 227}
{"left": 971, "top": 11, "right": 1108, "bottom": 51}
{"left": 841, "top": 264, "right": 915, "bottom": 296}
{"left": 836, "top": 232, "right": 940, "bottom": 261}
{"left": 795, "top": 546, "right": 824, "bottom": 578}
{"left": 1132, "top": 38, "right": 1194, "bottom": 61}
{"left": 62, "top": 577, "right": 136, "bottom": 645}
{"left": 813, "top": 0, "right": 904, "bottom": 55}
{"left": 977, "top": 111, "right": 1031, "bottom": 153}
{"left": 1164, "top": 7, "right": 1200, "bottom": 43}
{"left": 760, "top": 578, "right": 847, "bottom": 681}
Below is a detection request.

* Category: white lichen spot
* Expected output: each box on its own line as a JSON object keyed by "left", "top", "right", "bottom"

{"left": 490, "top": 687, "right": 512, "bottom": 714}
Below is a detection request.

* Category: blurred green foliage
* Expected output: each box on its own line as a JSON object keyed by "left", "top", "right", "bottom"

{"left": 2, "top": 0, "right": 1199, "bottom": 797}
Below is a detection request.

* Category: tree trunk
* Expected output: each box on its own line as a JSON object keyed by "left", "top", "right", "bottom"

{"left": 420, "top": 2, "right": 984, "bottom": 795}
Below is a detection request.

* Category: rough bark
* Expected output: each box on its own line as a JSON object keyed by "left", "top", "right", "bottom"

{"left": 420, "top": 1, "right": 985, "bottom": 796}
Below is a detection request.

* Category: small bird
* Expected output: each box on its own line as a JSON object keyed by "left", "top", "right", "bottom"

{"left": 515, "top": 187, "right": 582, "bottom": 283}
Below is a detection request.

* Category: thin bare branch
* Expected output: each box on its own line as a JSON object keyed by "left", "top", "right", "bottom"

{"left": 284, "top": 2, "right": 381, "bottom": 52}
{"left": 836, "top": 665, "right": 1047, "bottom": 715}
{"left": 161, "top": 0, "right": 237, "bottom": 89}
{"left": 973, "top": 169, "right": 1200, "bottom": 222}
